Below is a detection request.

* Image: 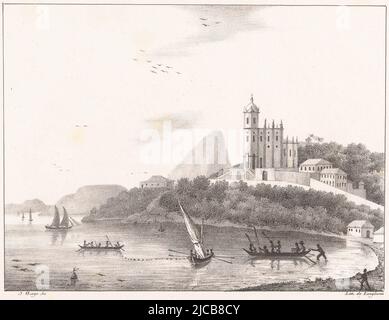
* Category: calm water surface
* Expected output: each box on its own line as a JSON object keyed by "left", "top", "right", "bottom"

{"left": 5, "top": 213, "right": 378, "bottom": 291}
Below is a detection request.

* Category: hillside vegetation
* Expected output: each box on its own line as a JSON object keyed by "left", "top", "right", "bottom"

{"left": 85, "top": 176, "right": 383, "bottom": 235}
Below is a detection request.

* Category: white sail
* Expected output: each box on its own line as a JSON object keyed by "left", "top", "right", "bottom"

{"left": 60, "top": 207, "right": 70, "bottom": 227}
{"left": 178, "top": 201, "right": 205, "bottom": 258}
{"left": 51, "top": 206, "right": 60, "bottom": 227}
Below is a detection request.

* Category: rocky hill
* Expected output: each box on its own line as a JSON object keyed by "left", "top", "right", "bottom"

{"left": 54, "top": 184, "right": 127, "bottom": 215}
{"left": 5, "top": 199, "right": 48, "bottom": 214}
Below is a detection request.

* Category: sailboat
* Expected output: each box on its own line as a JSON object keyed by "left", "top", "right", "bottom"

{"left": 45, "top": 206, "right": 73, "bottom": 230}
{"left": 178, "top": 201, "right": 214, "bottom": 266}
{"left": 28, "top": 208, "right": 33, "bottom": 222}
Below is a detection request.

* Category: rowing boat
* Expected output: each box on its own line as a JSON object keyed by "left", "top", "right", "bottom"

{"left": 243, "top": 248, "right": 311, "bottom": 259}
{"left": 78, "top": 244, "right": 124, "bottom": 250}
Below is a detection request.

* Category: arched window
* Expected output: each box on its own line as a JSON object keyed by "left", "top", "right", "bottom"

{"left": 253, "top": 118, "right": 256, "bottom": 124}
{"left": 246, "top": 117, "right": 249, "bottom": 125}
{"left": 252, "top": 135, "right": 255, "bottom": 142}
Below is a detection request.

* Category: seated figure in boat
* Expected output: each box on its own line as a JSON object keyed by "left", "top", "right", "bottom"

{"left": 249, "top": 243, "right": 257, "bottom": 252}
{"left": 257, "top": 245, "right": 270, "bottom": 254}
{"left": 114, "top": 241, "right": 121, "bottom": 248}
{"left": 292, "top": 242, "right": 300, "bottom": 253}
{"left": 299, "top": 241, "right": 306, "bottom": 252}
{"left": 276, "top": 240, "right": 282, "bottom": 253}
{"left": 269, "top": 240, "right": 275, "bottom": 253}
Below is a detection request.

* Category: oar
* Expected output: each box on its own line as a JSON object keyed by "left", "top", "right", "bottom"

{"left": 253, "top": 226, "right": 261, "bottom": 247}
{"left": 304, "top": 251, "right": 317, "bottom": 265}
{"left": 213, "top": 256, "right": 232, "bottom": 264}
{"left": 168, "top": 249, "right": 188, "bottom": 255}
{"left": 245, "top": 233, "right": 254, "bottom": 246}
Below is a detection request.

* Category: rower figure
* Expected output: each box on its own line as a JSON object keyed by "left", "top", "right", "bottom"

{"left": 299, "top": 241, "right": 306, "bottom": 253}
{"left": 312, "top": 244, "right": 327, "bottom": 261}
{"left": 261, "top": 245, "right": 270, "bottom": 254}
{"left": 269, "top": 240, "right": 275, "bottom": 253}
{"left": 293, "top": 242, "right": 300, "bottom": 253}
{"left": 249, "top": 243, "right": 256, "bottom": 252}
{"left": 83, "top": 240, "right": 87, "bottom": 247}
{"left": 276, "top": 240, "right": 281, "bottom": 253}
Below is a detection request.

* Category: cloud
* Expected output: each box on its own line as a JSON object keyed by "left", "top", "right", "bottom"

{"left": 153, "top": 5, "right": 268, "bottom": 58}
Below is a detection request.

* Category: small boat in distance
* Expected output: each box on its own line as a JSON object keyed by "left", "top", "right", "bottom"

{"left": 28, "top": 208, "right": 33, "bottom": 222}
{"left": 45, "top": 206, "right": 73, "bottom": 230}
{"left": 178, "top": 201, "right": 214, "bottom": 267}
{"left": 78, "top": 236, "right": 124, "bottom": 251}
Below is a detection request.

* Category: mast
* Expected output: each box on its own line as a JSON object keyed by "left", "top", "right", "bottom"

{"left": 200, "top": 218, "right": 204, "bottom": 245}
{"left": 29, "top": 208, "right": 33, "bottom": 221}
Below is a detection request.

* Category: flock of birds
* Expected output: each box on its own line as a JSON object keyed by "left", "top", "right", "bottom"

{"left": 132, "top": 49, "right": 183, "bottom": 76}
{"left": 200, "top": 17, "right": 222, "bottom": 27}
{"left": 132, "top": 18, "right": 222, "bottom": 76}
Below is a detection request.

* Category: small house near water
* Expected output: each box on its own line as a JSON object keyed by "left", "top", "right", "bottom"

{"left": 347, "top": 220, "right": 374, "bottom": 238}
{"left": 373, "top": 227, "right": 384, "bottom": 243}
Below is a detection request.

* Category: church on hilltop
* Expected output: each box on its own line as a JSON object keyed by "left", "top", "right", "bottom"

{"left": 243, "top": 95, "right": 298, "bottom": 172}
{"left": 214, "top": 95, "right": 300, "bottom": 182}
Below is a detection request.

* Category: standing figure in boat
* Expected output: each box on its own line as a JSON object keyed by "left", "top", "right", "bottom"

{"left": 178, "top": 201, "right": 214, "bottom": 267}
{"left": 45, "top": 206, "right": 74, "bottom": 230}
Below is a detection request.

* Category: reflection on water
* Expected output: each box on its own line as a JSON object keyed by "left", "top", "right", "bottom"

{"left": 4, "top": 213, "right": 379, "bottom": 291}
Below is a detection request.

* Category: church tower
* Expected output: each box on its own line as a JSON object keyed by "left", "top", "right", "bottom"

{"left": 243, "top": 95, "right": 259, "bottom": 170}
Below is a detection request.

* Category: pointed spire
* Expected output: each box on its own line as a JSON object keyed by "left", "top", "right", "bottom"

{"left": 280, "top": 120, "right": 283, "bottom": 129}
{"left": 250, "top": 94, "right": 254, "bottom": 104}
{"left": 272, "top": 120, "right": 275, "bottom": 128}
{"left": 264, "top": 118, "right": 267, "bottom": 128}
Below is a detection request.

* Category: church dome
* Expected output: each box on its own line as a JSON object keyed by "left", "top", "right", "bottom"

{"left": 243, "top": 95, "right": 259, "bottom": 113}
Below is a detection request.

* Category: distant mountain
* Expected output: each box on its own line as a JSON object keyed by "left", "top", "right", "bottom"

{"left": 5, "top": 199, "right": 48, "bottom": 214}
{"left": 54, "top": 184, "right": 127, "bottom": 215}
{"left": 169, "top": 131, "right": 230, "bottom": 180}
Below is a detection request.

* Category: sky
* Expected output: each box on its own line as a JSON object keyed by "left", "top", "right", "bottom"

{"left": 4, "top": 5, "right": 386, "bottom": 204}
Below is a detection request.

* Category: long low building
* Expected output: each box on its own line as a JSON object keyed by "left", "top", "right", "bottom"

{"left": 139, "top": 175, "right": 174, "bottom": 189}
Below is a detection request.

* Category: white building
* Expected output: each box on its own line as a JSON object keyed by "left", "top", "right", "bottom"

{"left": 139, "top": 175, "right": 174, "bottom": 189}
{"left": 347, "top": 220, "right": 374, "bottom": 238}
{"left": 373, "top": 227, "right": 384, "bottom": 243}
{"left": 299, "top": 158, "right": 333, "bottom": 173}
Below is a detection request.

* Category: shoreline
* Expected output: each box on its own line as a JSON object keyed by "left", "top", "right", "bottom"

{"left": 238, "top": 241, "right": 384, "bottom": 292}
{"left": 83, "top": 213, "right": 384, "bottom": 292}
{"left": 82, "top": 211, "right": 342, "bottom": 239}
